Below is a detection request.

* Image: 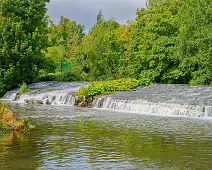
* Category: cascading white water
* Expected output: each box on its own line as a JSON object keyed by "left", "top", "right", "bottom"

{"left": 93, "top": 84, "right": 212, "bottom": 118}
{"left": 2, "top": 81, "right": 89, "bottom": 106}
{"left": 93, "top": 97, "right": 212, "bottom": 117}
{"left": 2, "top": 88, "right": 19, "bottom": 101}
{"left": 2, "top": 82, "right": 212, "bottom": 118}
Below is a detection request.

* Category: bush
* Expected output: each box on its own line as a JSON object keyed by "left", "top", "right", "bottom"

{"left": 0, "top": 102, "right": 34, "bottom": 134}
{"left": 75, "top": 78, "right": 151, "bottom": 107}
{"left": 39, "top": 73, "right": 57, "bottom": 81}
{"left": 75, "top": 87, "right": 89, "bottom": 97}
{"left": 190, "top": 69, "right": 212, "bottom": 85}
{"left": 0, "top": 121, "right": 8, "bottom": 134}
{"left": 0, "top": 81, "right": 6, "bottom": 97}
{"left": 39, "top": 72, "right": 81, "bottom": 82}
{"left": 19, "top": 83, "right": 31, "bottom": 96}
{"left": 75, "top": 78, "right": 151, "bottom": 99}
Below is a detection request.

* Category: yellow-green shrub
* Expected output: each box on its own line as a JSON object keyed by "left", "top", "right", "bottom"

{"left": 75, "top": 78, "right": 150, "bottom": 99}
{"left": 19, "top": 83, "right": 31, "bottom": 96}
{"left": 0, "top": 103, "right": 34, "bottom": 134}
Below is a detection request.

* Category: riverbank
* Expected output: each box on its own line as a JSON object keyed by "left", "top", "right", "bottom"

{"left": 0, "top": 102, "right": 33, "bottom": 134}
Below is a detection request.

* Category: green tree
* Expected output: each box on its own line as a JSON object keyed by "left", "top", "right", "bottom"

{"left": 75, "top": 15, "right": 120, "bottom": 80}
{"left": 126, "top": 0, "right": 181, "bottom": 83}
{"left": 46, "top": 17, "right": 85, "bottom": 72}
{"left": 174, "top": 0, "right": 212, "bottom": 85}
{"left": 0, "top": 0, "right": 51, "bottom": 92}
{"left": 97, "top": 10, "right": 104, "bottom": 24}
{"left": 114, "top": 21, "right": 137, "bottom": 78}
{"left": 146, "top": 0, "right": 163, "bottom": 8}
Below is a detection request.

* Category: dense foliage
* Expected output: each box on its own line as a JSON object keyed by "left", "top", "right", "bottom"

{"left": 75, "top": 78, "right": 149, "bottom": 100}
{"left": 0, "top": 0, "right": 51, "bottom": 95}
{"left": 70, "top": 0, "right": 211, "bottom": 85}
{"left": 0, "top": 0, "right": 211, "bottom": 97}
{"left": 73, "top": 15, "right": 121, "bottom": 80}
{"left": 46, "top": 17, "right": 85, "bottom": 72}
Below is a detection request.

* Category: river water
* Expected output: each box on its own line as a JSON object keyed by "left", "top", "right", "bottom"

{"left": 0, "top": 102, "right": 212, "bottom": 170}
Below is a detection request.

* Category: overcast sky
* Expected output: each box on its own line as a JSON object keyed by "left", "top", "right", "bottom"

{"left": 47, "top": 0, "right": 146, "bottom": 32}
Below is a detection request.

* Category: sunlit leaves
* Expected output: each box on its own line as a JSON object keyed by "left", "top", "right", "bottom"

{"left": 46, "top": 17, "right": 85, "bottom": 73}
{"left": 74, "top": 16, "right": 120, "bottom": 80}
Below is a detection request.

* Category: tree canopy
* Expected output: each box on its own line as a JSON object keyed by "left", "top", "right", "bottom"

{"left": 70, "top": 0, "right": 211, "bottom": 84}
{"left": 0, "top": 0, "right": 211, "bottom": 95}
{"left": 0, "top": 0, "right": 51, "bottom": 94}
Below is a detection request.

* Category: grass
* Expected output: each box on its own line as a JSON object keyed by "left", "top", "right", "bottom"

{"left": 19, "top": 83, "right": 31, "bottom": 96}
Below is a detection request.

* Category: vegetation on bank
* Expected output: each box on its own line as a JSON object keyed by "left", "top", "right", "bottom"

{"left": 75, "top": 78, "right": 148, "bottom": 107}
{"left": 0, "top": 0, "right": 211, "bottom": 97}
{"left": 0, "top": 102, "right": 34, "bottom": 134}
{"left": 19, "top": 83, "right": 31, "bottom": 96}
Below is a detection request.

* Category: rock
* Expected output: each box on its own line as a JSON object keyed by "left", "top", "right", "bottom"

{"left": 45, "top": 99, "right": 51, "bottom": 105}
{"left": 25, "top": 99, "right": 44, "bottom": 105}
{"left": 74, "top": 96, "right": 91, "bottom": 107}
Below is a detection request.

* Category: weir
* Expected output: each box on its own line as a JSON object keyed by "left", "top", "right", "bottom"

{"left": 93, "top": 97, "right": 212, "bottom": 117}
{"left": 2, "top": 82, "right": 212, "bottom": 118}
{"left": 2, "top": 82, "right": 89, "bottom": 106}
{"left": 93, "top": 84, "right": 212, "bottom": 118}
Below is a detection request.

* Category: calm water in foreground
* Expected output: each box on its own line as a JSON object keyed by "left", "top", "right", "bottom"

{"left": 0, "top": 103, "right": 212, "bottom": 170}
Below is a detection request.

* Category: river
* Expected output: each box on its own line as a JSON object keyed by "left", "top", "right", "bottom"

{"left": 0, "top": 102, "right": 211, "bottom": 169}
{"left": 0, "top": 82, "right": 212, "bottom": 169}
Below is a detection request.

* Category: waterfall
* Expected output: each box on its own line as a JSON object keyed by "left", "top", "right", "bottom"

{"left": 2, "top": 88, "right": 19, "bottom": 101}
{"left": 93, "top": 84, "right": 212, "bottom": 118}
{"left": 2, "top": 82, "right": 212, "bottom": 118}
{"left": 93, "top": 97, "right": 212, "bottom": 117}
{"left": 2, "top": 82, "right": 89, "bottom": 106}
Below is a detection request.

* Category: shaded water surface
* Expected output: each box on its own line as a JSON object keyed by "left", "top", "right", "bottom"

{"left": 0, "top": 103, "right": 212, "bottom": 169}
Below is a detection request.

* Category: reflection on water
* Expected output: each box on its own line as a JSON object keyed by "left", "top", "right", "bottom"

{"left": 0, "top": 103, "right": 212, "bottom": 169}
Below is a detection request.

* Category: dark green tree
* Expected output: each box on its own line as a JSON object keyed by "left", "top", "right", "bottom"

{"left": 123, "top": 0, "right": 211, "bottom": 85}
{"left": 174, "top": 0, "right": 212, "bottom": 85}
{"left": 97, "top": 10, "right": 104, "bottom": 24}
{"left": 0, "top": 0, "right": 51, "bottom": 93}
{"left": 125, "top": 0, "right": 181, "bottom": 83}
